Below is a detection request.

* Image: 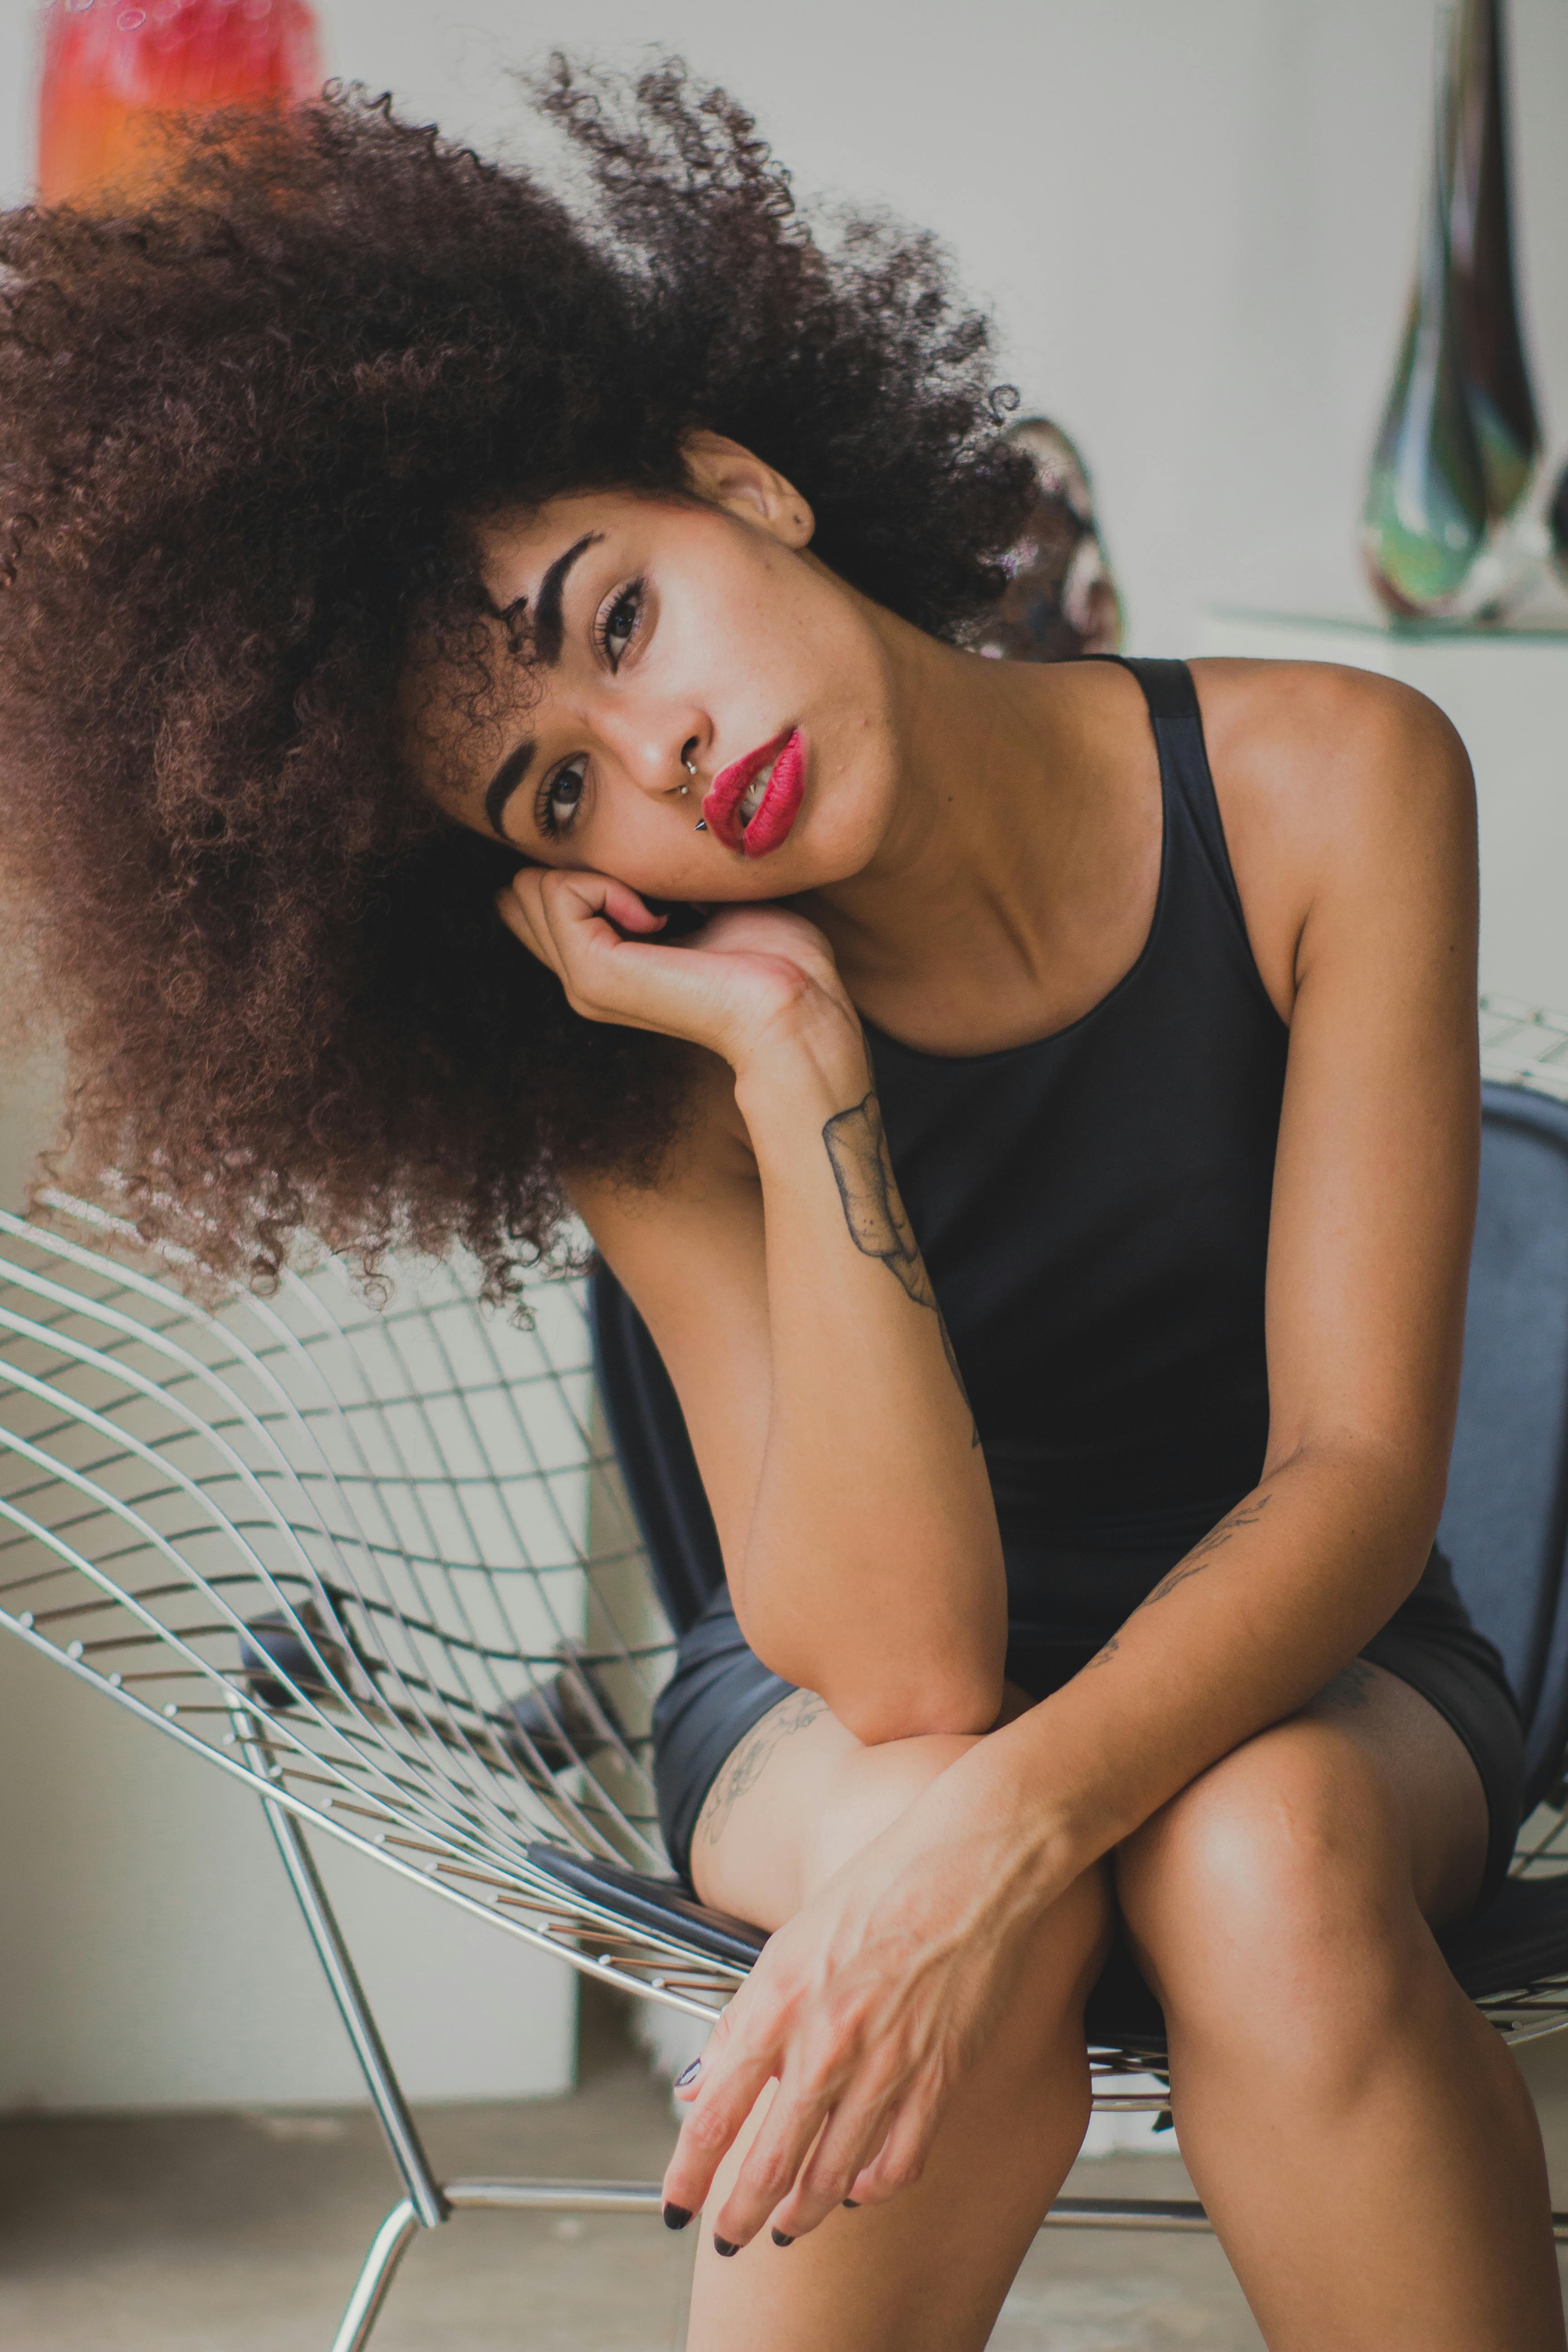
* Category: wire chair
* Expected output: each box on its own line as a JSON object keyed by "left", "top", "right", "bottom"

{"left": 3, "top": 990, "right": 1568, "bottom": 2346}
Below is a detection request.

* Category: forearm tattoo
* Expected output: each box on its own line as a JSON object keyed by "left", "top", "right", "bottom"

{"left": 697, "top": 1688, "right": 828, "bottom": 1847}
{"left": 1136, "top": 1490, "right": 1275, "bottom": 1610}
{"left": 1082, "top": 1491, "right": 1277, "bottom": 1675}
{"left": 822, "top": 1091, "right": 979, "bottom": 1443}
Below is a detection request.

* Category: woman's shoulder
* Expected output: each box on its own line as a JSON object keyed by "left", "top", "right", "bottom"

{"left": 1185, "top": 657, "right": 1475, "bottom": 1023}
{"left": 1188, "top": 655, "right": 1468, "bottom": 782}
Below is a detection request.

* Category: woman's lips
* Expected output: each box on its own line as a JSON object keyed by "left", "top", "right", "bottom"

{"left": 702, "top": 726, "right": 807, "bottom": 858}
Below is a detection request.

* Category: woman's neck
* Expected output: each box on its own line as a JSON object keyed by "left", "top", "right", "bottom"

{"left": 796, "top": 631, "right": 1160, "bottom": 1057}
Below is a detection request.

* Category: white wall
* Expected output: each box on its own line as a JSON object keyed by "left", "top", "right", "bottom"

{"left": 9, "top": 1, "right": 1563, "bottom": 653}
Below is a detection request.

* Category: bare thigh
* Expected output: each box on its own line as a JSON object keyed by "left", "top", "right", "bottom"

{"left": 689, "top": 1686, "right": 983, "bottom": 1925}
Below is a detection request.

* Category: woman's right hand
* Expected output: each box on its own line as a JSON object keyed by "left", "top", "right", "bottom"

{"left": 496, "top": 866, "right": 860, "bottom": 1076}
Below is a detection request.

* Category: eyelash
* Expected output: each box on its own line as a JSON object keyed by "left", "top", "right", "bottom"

{"left": 596, "top": 576, "right": 645, "bottom": 667}
{"left": 534, "top": 577, "right": 647, "bottom": 839}
{"left": 535, "top": 761, "right": 586, "bottom": 840}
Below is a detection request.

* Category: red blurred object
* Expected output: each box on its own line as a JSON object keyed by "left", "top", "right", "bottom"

{"left": 37, "top": 0, "right": 322, "bottom": 205}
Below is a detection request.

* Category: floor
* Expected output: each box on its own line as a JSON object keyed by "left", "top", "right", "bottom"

{"left": 4, "top": 1990, "right": 1568, "bottom": 2352}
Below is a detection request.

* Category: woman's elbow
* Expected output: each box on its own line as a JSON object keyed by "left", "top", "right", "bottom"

{"left": 834, "top": 1677, "right": 1003, "bottom": 1748}
{"left": 750, "top": 1636, "right": 1003, "bottom": 1748}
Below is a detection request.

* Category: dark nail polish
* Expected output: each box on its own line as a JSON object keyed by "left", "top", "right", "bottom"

{"left": 843, "top": 2199, "right": 860, "bottom": 2210}
{"left": 674, "top": 2059, "right": 701, "bottom": 2089}
{"left": 713, "top": 2235, "right": 740, "bottom": 2258}
{"left": 662, "top": 2203, "right": 691, "bottom": 2231}
{"left": 771, "top": 2229, "right": 794, "bottom": 2247}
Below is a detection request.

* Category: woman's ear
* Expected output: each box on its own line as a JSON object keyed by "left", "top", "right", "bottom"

{"left": 681, "top": 430, "right": 814, "bottom": 549}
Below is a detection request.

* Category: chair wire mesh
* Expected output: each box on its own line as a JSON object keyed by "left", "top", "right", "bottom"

{"left": 0, "top": 1193, "right": 741, "bottom": 2023}
{"left": 1478, "top": 993, "right": 1568, "bottom": 1107}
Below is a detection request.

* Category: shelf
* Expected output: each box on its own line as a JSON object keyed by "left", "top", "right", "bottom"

{"left": 1208, "top": 603, "right": 1568, "bottom": 648}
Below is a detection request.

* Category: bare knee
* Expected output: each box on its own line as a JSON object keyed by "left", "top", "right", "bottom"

{"left": 1116, "top": 1729, "right": 1432, "bottom": 2091}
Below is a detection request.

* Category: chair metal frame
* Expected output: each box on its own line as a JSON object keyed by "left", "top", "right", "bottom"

{"left": 5, "top": 990, "right": 1568, "bottom": 2347}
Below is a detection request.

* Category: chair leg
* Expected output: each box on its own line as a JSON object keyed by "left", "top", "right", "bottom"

{"left": 229, "top": 1704, "right": 448, "bottom": 2350}
{"left": 328, "top": 2199, "right": 424, "bottom": 2352}
{"left": 255, "top": 1784, "right": 449, "bottom": 2227}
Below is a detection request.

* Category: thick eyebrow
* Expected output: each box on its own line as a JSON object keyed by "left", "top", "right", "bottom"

{"left": 481, "top": 529, "right": 603, "bottom": 839}
{"left": 533, "top": 529, "right": 602, "bottom": 666}
{"left": 484, "top": 736, "right": 537, "bottom": 840}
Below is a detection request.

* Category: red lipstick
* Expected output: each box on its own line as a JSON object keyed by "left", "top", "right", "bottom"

{"left": 702, "top": 727, "right": 807, "bottom": 859}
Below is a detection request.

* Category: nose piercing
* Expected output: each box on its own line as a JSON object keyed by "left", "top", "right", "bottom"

{"left": 679, "top": 784, "right": 689, "bottom": 797}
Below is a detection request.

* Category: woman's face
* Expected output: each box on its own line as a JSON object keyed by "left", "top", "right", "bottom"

{"left": 431, "top": 436, "right": 907, "bottom": 902}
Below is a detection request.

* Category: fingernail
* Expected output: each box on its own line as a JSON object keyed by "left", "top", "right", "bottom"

{"left": 713, "top": 2234, "right": 740, "bottom": 2258}
{"left": 674, "top": 2059, "right": 701, "bottom": 2089}
{"left": 843, "top": 2199, "right": 860, "bottom": 2210}
{"left": 771, "top": 2228, "right": 794, "bottom": 2247}
{"left": 662, "top": 2204, "right": 691, "bottom": 2231}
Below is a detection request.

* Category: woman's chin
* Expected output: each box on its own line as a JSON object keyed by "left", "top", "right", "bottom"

{"left": 633, "top": 817, "right": 874, "bottom": 907}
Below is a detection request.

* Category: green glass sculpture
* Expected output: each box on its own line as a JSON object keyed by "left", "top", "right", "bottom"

{"left": 1363, "top": 24, "right": 1488, "bottom": 615}
{"left": 1362, "top": 1, "right": 1541, "bottom": 618}
{"left": 1448, "top": 0, "right": 1541, "bottom": 522}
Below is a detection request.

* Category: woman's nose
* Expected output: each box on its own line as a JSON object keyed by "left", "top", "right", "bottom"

{"left": 609, "top": 712, "right": 708, "bottom": 798}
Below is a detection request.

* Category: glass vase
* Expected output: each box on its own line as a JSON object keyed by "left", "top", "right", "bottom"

{"left": 1448, "top": 0, "right": 1541, "bottom": 524}
{"left": 1362, "top": 1, "right": 1541, "bottom": 619}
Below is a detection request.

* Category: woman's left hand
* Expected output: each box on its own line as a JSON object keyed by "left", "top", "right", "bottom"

{"left": 662, "top": 1778, "right": 1064, "bottom": 2247}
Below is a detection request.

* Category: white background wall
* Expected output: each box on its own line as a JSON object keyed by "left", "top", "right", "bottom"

{"left": 8, "top": 0, "right": 1563, "bottom": 654}
{"left": 1, "top": 0, "right": 1567, "bottom": 2108}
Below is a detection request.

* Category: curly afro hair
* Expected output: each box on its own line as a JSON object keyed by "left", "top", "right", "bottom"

{"left": 0, "top": 61, "right": 1034, "bottom": 1300}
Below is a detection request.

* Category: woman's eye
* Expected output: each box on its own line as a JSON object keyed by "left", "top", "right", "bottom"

{"left": 544, "top": 761, "right": 587, "bottom": 834}
{"left": 600, "top": 583, "right": 642, "bottom": 667}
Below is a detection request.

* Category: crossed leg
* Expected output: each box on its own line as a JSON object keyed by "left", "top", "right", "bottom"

{"left": 683, "top": 1666, "right": 1564, "bottom": 2352}
{"left": 685, "top": 1705, "right": 1112, "bottom": 2352}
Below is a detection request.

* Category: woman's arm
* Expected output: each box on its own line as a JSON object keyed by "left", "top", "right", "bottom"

{"left": 504, "top": 875, "right": 1005, "bottom": 1741}
{"left": 969, "top": 660, "right": 1481, "bottom": 1882}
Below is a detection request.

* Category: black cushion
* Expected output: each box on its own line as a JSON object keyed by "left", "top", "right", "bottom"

{"left": 590, "top": 1267, "right": 725, "bottom": 1638}
{"left": 526, "top": 1844, "right": 768, "bottom": 1971}
{"left": 1439, "top": 1087, "right": 1568, "bottom": 1806}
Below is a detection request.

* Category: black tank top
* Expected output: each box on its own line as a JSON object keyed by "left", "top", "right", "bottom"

{"left": 865, "top": 657, "right": 1290, "bottom": 1668}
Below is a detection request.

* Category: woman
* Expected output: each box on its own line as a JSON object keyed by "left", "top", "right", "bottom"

{"left": 0, "top": 68, "right": 1559, "bottom": 2352}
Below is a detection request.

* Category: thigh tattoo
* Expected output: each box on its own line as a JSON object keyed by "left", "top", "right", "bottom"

{"left": 697, "top": 1689, "right": 829, "bottom": 1849}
